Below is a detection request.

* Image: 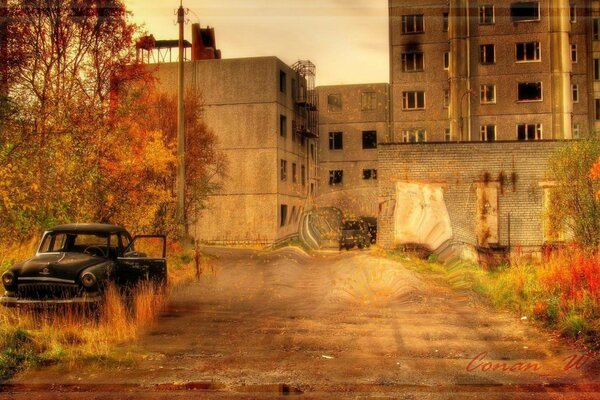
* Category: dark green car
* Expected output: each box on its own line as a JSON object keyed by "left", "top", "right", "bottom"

{"left": 339, "top": 219, "right": 371, "bottom": 251}
{"left": 0, "top": 224, "right": 167, "bottom": 307}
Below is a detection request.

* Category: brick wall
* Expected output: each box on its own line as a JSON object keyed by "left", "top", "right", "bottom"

{"left": 378, "top": 141, "right": 569, "bottom": 253}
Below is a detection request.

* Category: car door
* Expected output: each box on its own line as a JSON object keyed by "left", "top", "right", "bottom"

{"left": 116, "top": 235, "right": 167, "bottom": 288}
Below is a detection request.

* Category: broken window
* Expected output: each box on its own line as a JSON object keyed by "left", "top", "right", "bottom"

{"left": 443, "top": 12, "right": 449, "bottom": 32}
{"left": 570, "top": 4, "right": 576, "bottom": 23}
{"left": 480, "top": 125, "right": 496, "bottom": 141}
{"left": 480, "top": 44, "right": 495, "bottom": 64}
{"left": 401, "top": 52, "right": 424, "bottom": 72}
{"left": 480, "top": 84, "right": 496, "bottom": 104}
{"left": 401, "top": 14, "right": 424, "bottom": 34}
{"left": 279, "top": 115, "right": 287, "bottom": 137}
{"left": 571, "top": 44, "right": 577, "bottom": 63}
{"left": 595, "top": 59, "right": 600, "bottom": 80}
{"left": 280, "top": 159, "right": 287, "bottom": 181}
{"left": 329, "top": 170, "right": 343, "bottom": 186}
{"left": 479, "top": 5, "right": 494, "bottom": 24}
{"left": 517, "top": 82, "right": 542, "bottom": 102}
{"left": 362, "top": 131, "right": 377, "bottom": 149}
{"left": 329, "top": 132, "right": 343, "bottom": 150}
{"left": 517, "top": 123, "right": 542, "bottom": 140}
{"left": 363, "top": 169, "right": 377, "bottom": 180}
{"left": 327, "top": 93, "right": 342, "bottom": 112}
{"left": 361, "top": 91, "right": 377, "bottom": 111}
{"left": 403, "top": 129, "right": 427, "bottom": 143}
{"left": 594, "top": 18, "right": 600, "bottom": 40}
{"left": 511, "top": 2, "right": 540, "bottom": 22}
{"left": 280, "top": 204, "right": 288, "bottom": 227}
{"left": 292, "top": 163, "right": 297, "bottom": 183}
{"left": 572, "top": 84, "right": 579, "bottom": 103}
{"left": 516, "top": 42, "right": 540, "bottom": 62}
{"left": 402, "top": 91, "right": 425, "bottom": 110}
{"left": 444, "top": 52, "right": 449, "bottom": 70}
{"left": 279, "top": 70, "right": 286, "bottom": 93}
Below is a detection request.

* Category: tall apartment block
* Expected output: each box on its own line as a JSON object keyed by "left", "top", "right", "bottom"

{"left": 149, "top": 58, "right": 318, "bottom": 244}
{"left": 389, "top": 0, "right": 592, "bottom": 142}
{"left": 139, "top": 26, "right": 318, "bottom": 244}
{"left": 315, "top": 84, "right": 389, "bottom": 218}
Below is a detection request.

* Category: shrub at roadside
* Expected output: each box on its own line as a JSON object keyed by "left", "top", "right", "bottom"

{"left": 382, "top": 247, "right": 600, "bottom": 348}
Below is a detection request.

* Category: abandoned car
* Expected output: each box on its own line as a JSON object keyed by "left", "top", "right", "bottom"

{"left": 339, "top": 219, "right": 372, "bottom": 250}
{"left": 0, "top": 224, "right": 167, "bottom": 306}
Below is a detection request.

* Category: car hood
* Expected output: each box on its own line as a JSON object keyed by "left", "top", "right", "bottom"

{"left": 12, "top": 253, "right": 106, "bottom": 281}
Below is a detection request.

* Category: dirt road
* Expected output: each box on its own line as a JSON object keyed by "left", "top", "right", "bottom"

{"left": 2, "top": 247, "right": 600, "bottom": 399}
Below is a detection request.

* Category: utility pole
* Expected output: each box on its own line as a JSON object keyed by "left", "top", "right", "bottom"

{"left": 176, "top": 1, "right": 186, "bottom": 234}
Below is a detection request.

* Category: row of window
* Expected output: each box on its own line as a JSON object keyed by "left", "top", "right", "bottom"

{"left": 280, "top": 160, "right": 307, "bottom": 185}
{"left": 327, "top": 92, "right": 378, "bottom": 113}
{"left": 279, "top": 70, "right": 307, "bottom": 102}
{"left": 401, "top": 2, "right": 575, "bottom": 34}
{"left": 403, "top": 81, "right": 554, "bottom": 110}
{"left": 328, "top": 169, "right": 378, "bottom": 186}
{"left": 402, "top": 42, "right": 578, "bottom": 73}
{"left": 401, "top": 123, "right": 544, "bottom": 142}
{"left": 328, "top": 131, "right": 377, "bottom": 150}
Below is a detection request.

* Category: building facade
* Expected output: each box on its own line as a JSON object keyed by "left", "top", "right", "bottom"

{"left": 315, "top": 84, "right": 389, "bottom": 218}
{"left": 389, "top": 0, "right": 593, "bottom": 142}
{"left": 377, "top": 141, "right": 565, "bottom": 261}
{"left": 150, "top": 57, "right": 318, "bottom": 244}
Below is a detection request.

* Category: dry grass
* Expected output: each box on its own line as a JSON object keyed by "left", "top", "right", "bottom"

{"left": 0, "top": 239, "right": 203, "bottom": 380}
{"left": 380, "top": 246, "right": 600, "bottom": 348}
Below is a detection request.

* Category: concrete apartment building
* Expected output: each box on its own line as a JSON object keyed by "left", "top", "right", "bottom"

{"left": 389, "top": 0, "right": 589, "bottom": 142}
{"left": 315, "top": 84, "right": 389, "bottom": 218}
{"left": 378, "top": 0, "right": 600, "bottom": 260}
{"left": 141, "top": 27, "right": 318, "bottom": 244}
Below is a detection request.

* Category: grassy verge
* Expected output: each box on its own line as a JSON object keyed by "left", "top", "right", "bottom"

{"left": 373, "top": 246, "right": 600, "bottom": 349}
{"left": 0, "top": 239, "right": 207, "bottom": 380}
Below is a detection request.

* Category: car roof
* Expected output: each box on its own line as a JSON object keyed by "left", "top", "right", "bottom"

{"left": 47, "top": 223, "right": 127, "bottom": 234}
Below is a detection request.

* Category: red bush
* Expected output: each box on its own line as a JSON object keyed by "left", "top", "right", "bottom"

{"left": 540, "top": 248, "right": 600, "bottom": 310}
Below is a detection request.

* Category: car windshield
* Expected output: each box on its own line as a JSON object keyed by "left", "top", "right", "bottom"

{"left": 38, "top": 232, "right": 109, "bottom": 254}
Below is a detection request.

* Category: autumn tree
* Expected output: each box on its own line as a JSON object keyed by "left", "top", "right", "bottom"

{"left": 100, "top": 83, "right": 226, "bottom": 238}
{"left": 0, "top": 0, "right": 225, "bottom": 241}
{"left": 548, "top": 135, "right": 600, "bottom": 249}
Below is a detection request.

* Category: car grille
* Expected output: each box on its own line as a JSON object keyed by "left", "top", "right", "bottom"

{"left": 17, "top": 283, "right": 82, "bottom": 300}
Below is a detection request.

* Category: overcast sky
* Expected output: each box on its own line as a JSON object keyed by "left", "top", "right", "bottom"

{"left": 126, "top": 0, "right": 389, "bottom": 86}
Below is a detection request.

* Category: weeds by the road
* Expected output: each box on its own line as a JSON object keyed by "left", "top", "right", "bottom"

{"left": 377, "top": 246, "right": 600, "bottom": 349}
{"left": 0, "top": 239, "right": 203, "bottom": 381}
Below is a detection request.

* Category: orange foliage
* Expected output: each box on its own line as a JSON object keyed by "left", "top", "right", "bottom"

{"left": 540, "top": 248, "right": 600, "bottom": 311}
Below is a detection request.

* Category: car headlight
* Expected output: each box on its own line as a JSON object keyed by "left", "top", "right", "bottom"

{"left": 2, "top": 271, "right": 15, "bottom": 287}
{"left": 80, "top": 272, "right": 97, "bottom": 288}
